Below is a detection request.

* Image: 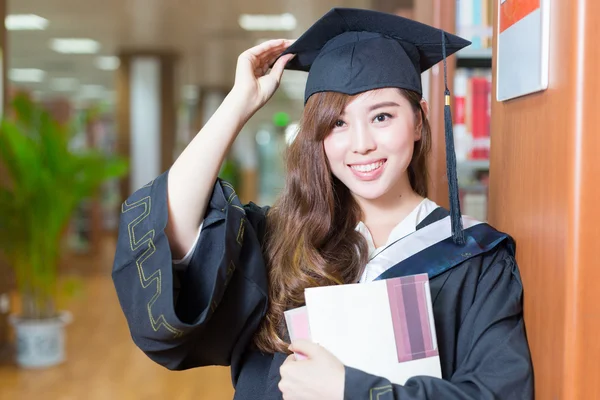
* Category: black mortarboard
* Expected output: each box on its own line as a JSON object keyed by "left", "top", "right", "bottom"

{"left": 281, "top": 7, "right": 471, "bottom": 244}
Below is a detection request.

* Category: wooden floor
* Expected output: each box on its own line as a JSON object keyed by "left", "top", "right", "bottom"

{"left": 0, "top": 236, "right": 235, "bottom": 400}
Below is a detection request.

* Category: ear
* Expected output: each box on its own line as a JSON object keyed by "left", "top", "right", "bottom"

{"left": 414, "top": 98, "right": 429, "bottom": 141}
{"left": 420, "top": 98, "right": 430, "bottom": 119}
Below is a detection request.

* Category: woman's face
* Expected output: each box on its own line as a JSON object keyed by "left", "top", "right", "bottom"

{"left": 323, "top": 88, "right": 421, "bottom": 203}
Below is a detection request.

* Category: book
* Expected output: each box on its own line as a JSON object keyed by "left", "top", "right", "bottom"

{"left": 283, "top": 305, "right": 310, "bottom": 360}
{"left": 284, "top": 273, "right": 442, "bottom": 385}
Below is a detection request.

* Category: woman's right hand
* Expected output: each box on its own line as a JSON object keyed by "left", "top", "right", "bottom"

{"left": 232, "top": 39, "right": 295, "bottom": 117}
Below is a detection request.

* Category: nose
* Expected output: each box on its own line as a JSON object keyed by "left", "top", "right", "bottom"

{"left": 350, "top": 123, "right": 376, "bottom": 154}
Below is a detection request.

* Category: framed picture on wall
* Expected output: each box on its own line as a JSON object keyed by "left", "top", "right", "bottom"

{"left": 496, "top": 0, "right": 550, "bottom": 101}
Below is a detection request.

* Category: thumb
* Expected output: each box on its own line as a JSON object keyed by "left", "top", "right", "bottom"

{"left": 289, "top": 339, "right": 323, "bottom": 359}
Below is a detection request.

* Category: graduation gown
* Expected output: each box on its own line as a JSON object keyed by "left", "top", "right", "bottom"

{"left": 112, "top": 171, "right": 534, "bottom": 399}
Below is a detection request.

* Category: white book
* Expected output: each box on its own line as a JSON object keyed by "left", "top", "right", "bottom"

{"left": 285, "top": 274, "right": 441, "bottom": 385}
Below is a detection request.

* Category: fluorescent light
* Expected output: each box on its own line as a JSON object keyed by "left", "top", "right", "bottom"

{"left": 6, "top": 14, "right": 49, "bottom": 30}
{"left": 50, "top": 77, "right": 79, "bottom": 91}
{"left": 95, "top": 56, "right": 120, "bottom": 70}
{"left": 239, "top": 13, "right": 296, "bottom": 31}
{"left": 9, "top": 68, "right": 45, "bottom": 82}
{"left": 50, "top": 38, "right": 100, "bottom": 54}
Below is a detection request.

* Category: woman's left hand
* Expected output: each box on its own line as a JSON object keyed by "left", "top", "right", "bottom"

{"left": 279, "top": 340, "right": 345, "bottom": 400}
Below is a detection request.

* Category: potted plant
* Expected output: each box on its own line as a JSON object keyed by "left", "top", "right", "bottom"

{"left": 0, "top": 93, "right": 128, "bottom": 368}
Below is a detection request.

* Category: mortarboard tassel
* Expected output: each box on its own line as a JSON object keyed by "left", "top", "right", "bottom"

{"left": 441, "top": 31, "right": 466, "bottom": 245}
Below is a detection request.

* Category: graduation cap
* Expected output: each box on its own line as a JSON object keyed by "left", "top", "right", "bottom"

{"left": 281, "top": 7, "right": 471, "bottom": 245}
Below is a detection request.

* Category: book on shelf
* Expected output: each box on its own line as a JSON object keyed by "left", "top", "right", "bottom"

{"left": 453, "top": 0, "right": 493, "bottom": 221}
{"left": 454, "top": 68, "right": 492, "bottom": 162}
{"left": 456, "top": 0, "right": 494, "bottom": 49}
{"left": 453, "top": 67, "right": 491, "bottom": 222}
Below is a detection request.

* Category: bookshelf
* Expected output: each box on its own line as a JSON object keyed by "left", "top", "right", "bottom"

{"left": 456, "top": 48, "right": 492, "bottom": 69}
{"left": 413, "top": 0, "right": 493, "bottom": 222}
{"left": 454, "top": 0, "right": 493, "bottom": 222}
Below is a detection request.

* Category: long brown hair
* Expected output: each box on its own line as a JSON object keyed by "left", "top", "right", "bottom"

{"left": 253, "top": 88, "right": 431, "bottom": 354}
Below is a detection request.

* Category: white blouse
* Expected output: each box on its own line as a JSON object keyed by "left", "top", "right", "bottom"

{"left": 174, "top": 198, "right": 439, "bottom": 282}
{"left": 356, "top": 198, "right": 438, "bottom": 283}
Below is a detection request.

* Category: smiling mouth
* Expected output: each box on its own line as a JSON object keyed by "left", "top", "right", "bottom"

{"left": 348, "top": 159, "right": 386, "bottom": 173}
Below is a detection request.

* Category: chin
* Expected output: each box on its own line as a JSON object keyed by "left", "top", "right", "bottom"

{"left": 345, "top": 181, "right": 391, "bottom": 202}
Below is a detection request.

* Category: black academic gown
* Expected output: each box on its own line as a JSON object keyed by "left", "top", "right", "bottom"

{"left": 112, "top": 171, "right": 534, "bottom": 400}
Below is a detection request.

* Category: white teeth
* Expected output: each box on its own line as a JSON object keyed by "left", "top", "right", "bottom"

{"left": 350, "top": 161, "right": 385, "bottom": 173}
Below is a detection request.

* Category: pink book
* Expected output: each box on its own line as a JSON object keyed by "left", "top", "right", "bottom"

{"left": 284, "top": 306, "right": 311, "bottom": 360}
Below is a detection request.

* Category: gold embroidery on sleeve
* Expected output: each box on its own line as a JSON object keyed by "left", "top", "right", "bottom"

{"left": 222, "top": 182, "right": 245, "bottom": 213}
{"left": 236, "top": 219, "right": 245, "bottom": 246}
{"left": 226, "top": 261, "right": 236, "bottom": 286}
{"left": 369, "top": 385, "right": 393, "bottom": 400}
{"left": 122, "top": 196, "right": 183, "bottom": 338}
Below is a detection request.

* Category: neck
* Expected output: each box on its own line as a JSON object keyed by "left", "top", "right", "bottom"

{"left": 355, "top": 176, "right": 423, "bottom": 225}
{"left": 355, "top": 175, "right": 424, "bottom": 232}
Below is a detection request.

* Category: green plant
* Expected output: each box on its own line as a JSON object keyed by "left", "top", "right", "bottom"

{"left": 0, "top": 93, "right": 128, "bottom": 319}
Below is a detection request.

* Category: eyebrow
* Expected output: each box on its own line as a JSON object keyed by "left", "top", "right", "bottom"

{"left": 341, "top": 101, "right": 401, "bottom": 115}
{"left": 367, "top": 101, "right": 401, "bottom": 112}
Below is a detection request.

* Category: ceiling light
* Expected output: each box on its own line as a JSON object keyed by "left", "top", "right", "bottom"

{"left": 50, "top": 38, "right": 100, "bottom": 54}
{"left": 50, "top": 77, "right": 79, "bottom": 91}
{"left": 6, "top": 14, "right": 49, "bottom": 30}
{"left": 95, "top": 56, "right": 120, "bottom": 70}
{"left": 9, "top": 68, "right": 45, "bottom": 82}
{"left": 239, "top": 13, "right": 297, "bottom": 31}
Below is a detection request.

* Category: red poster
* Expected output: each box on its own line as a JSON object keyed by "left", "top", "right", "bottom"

{"left": 499, "top": 0, "right": 541, "bottom": 33}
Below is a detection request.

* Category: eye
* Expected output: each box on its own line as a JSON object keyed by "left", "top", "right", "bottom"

{"left": 334, "top": 119, "right": 346, "bottom": 128}
{"left": 373, "top": 113, "right": 392, "bottom": 123}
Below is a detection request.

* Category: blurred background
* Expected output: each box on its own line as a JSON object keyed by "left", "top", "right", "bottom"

{"left": 0, "top": 0, "right": 492, "bottom": 398}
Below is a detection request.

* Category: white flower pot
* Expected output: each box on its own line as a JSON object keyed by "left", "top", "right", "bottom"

{"left": 8, "top": 311, "right": 72, "bottom": 369}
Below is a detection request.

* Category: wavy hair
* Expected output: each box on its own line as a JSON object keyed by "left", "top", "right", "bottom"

{"left": 253, "top": 88, "right": 431, "bottom": 354}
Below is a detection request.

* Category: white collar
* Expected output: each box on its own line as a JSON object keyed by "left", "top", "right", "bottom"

{"left": 355, "top": 198, "right": 439, "bottom": 260}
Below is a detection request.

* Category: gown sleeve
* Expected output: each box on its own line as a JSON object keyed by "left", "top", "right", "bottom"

{"left": 111, "top": 170, "right": 269, "bottom": 373}
{"left": 343, "top": 250, "right": 534, "bottom": 400}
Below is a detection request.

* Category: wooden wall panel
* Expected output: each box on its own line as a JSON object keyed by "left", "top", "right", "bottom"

{"left": 489, "top": 0, "right": 600, "bottom": 398}
{"left": 564, "top": 0, "right": 600, "bottom": 397}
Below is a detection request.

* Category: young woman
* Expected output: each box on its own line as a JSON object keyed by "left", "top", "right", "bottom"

{"left": 113, "top": 8, "right": 533, "bottom": 400}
